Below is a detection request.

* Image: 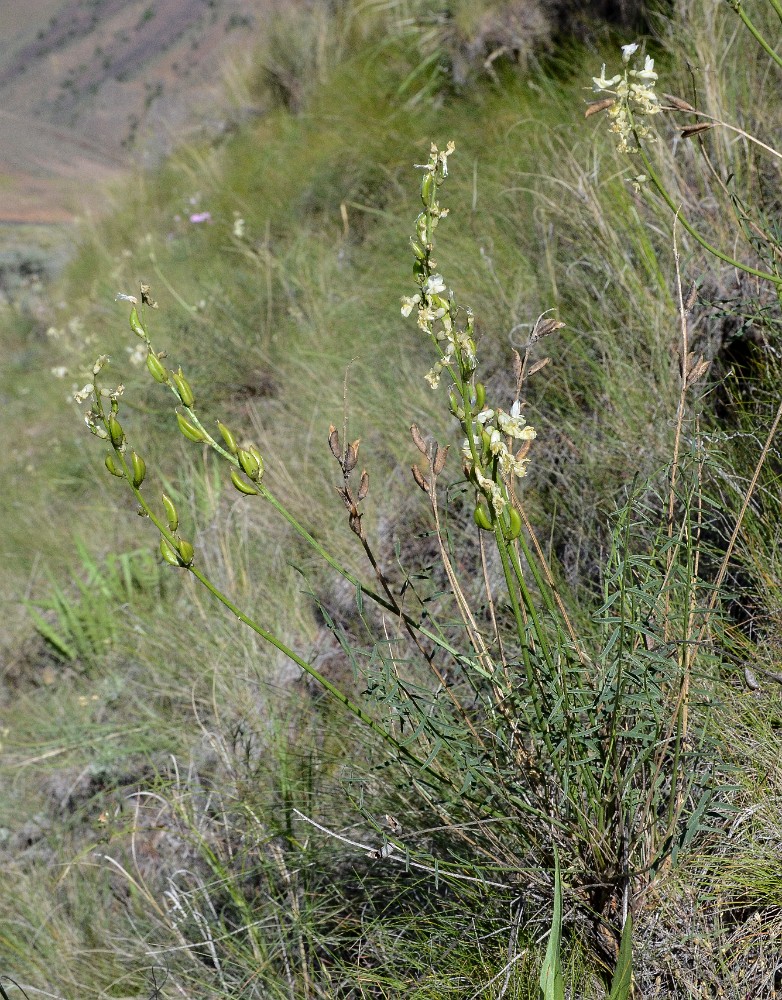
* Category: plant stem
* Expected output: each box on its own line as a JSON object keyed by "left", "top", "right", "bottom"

{"left": 636, "top": 141, "right": 782, "bottom": 285}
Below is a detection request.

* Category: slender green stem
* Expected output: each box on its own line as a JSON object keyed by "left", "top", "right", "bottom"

{"left": 636, "top": 140, "right": 782, "bottom": 285}
{"left": 729, "top": 1, "right": 782, "bottom": 70}
{"left": 493, "top": 526, "right": 561, "bottom": 771}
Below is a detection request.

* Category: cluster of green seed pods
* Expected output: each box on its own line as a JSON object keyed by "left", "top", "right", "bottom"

{"left": 473, "top": 502, "right": 522, "bottom": 540}
{"left": 158, "top": 493, "right": 194, "bottom": 567}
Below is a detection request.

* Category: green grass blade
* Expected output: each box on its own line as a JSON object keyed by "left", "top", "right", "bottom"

{"left": 539, "top": 850, "right": 565, "bottom": 1000}
{"left": 607, "top": 912, "right": 633, "bottom": 1000}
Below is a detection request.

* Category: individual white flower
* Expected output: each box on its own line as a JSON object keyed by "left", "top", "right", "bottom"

{"left": 593, "top": 64, "right": 622, "bottom": 91}
{"left": 400, "top": 293, "right": 421, "bottom": 317}
{"left": 73, "top": 383, "right": 94, "bottom": 404}
{"left": 424, "top": 274, "right": 446, "bottom": 296}
{"left": 476, "top": 408, "right": 495, "bottom": 425}
{"left": 633, "top": 55, "right": 657, "bottom": 82}
{"left": 114, "top": 292, "right": 138, "bottom": 304}
{"left": 498, "top": 409, "right": 537, "bottom": 441}
{"left": 425, "top": 365, "right": 443, "bottom": 389}
{"left": 621, "top": 42, "right": 639, "bottom": 63}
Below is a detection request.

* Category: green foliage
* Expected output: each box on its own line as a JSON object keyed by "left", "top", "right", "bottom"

{"left": 27, "top": 540, "right": 166, "bottom": 667}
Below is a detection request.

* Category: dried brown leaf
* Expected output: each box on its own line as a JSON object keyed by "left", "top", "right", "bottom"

{"left": 684, "top": 281, "right": 698, "bottom": 313}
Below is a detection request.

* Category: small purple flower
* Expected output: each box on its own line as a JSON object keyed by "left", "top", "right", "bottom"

{"left": 189, "top": 211, "right": 211, "bottom": 224}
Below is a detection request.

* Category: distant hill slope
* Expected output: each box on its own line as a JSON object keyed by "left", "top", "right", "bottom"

{"left": 0, "top": 0, "right": 269, "bottom": 223}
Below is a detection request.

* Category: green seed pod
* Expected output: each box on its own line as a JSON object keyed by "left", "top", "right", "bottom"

{"left": 146, "top": 352, "right": 168, "bottom": 384}
{"left": 473, "top": 505, "right": 493, "bottom": 531}
{"left": 474, "top": 382, "right": 486, "bottom": 410}
{"left": 176, "top": 538, "right": 194, "bottom": 567}
{"left": 237, "top": 448, "right": 260, "bottom": 480}
{"left": 231, "top": 468, "right": 260, "bottom": 495}
{"left": 171, "top": 369, "right": 194, "bottom": 408}
{"left": 129, "top": 306, "right": 146, "bottom": 339}
{"left": 217, "top": 421, "right": 238, "bottom": 454}
{"left": 481, "top": 429, "right": 492, "bottom": 455}
{"left": 248, "top": 446, "right": 264, "bottom": 482}
{"left": 161, "top": 494, "right": 179, "bottom": 532}
{"left": 131, "top": 451, "right": 146, "bottom": 488}
{"left": 105, "top": 453, "right": 124, "bottom": 478}
{"left": 176, "top": 412, "right": 205, "bottom": 442}
{"left": 421, "top": 172, "right": 434, "bottom": 204}
{"left": 410, "top": 239, "right": 426, "bottom": 261}
{"left": 108, "top": 415, "right": 125, "bottom": 448}
{"left": 505, "top": 507, "right": 522, "bottom": 541}
{"left": 160, "top": 538, "right": 179, "bottom": 566}
{"left": 413, "top": 259, "right": 425, "bottom": 280}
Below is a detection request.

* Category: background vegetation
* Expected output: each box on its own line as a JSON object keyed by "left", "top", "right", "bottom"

{"left": 2, "top": 1, "right": 781, "bottom": 996}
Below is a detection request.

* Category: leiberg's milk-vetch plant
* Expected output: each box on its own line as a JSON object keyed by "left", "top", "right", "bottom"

{"left": 76, "top": 135, "right": 734, "bottom": 990}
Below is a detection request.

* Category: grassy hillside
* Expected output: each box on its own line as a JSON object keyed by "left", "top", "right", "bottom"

{"left": 2, "top": 2, "right": 782, "bottom": 997}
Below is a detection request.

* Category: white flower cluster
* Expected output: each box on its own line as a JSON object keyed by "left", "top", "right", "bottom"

{"left": 402, "top": 274, "right": 478, "bottom": 389}
{"left": 592, "top": 44, "right": 661, "bottom": 154}
{"left": 462, "top": 402, "right": 536, "bottom": 513}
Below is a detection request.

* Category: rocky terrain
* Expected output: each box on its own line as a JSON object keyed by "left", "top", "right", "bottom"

{"left": 0, "top": 0, "right": 270, "bottom": 227}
